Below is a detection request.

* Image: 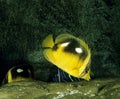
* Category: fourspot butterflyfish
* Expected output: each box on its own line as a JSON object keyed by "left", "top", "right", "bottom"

{"left": 42, "top": 33, "right": 91, "bottom": 81}
{"left": 2, "top": 64, "right": 34, "bottom": 84}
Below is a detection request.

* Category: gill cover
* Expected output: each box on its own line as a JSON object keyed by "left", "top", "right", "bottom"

{"left": 42, "top": 33, "right": 91, "bottom": 81}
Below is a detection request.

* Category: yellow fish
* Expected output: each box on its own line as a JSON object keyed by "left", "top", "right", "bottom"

{"left": 2, "top": 65, "right": 34, "bottom": 84}
{"left": 42, "top": 33, "right": 91, "bottom": 81}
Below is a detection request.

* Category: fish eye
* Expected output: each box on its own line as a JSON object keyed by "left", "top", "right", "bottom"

{"left": 80, "top": 67, "right": 89, "bottom": 77}
{"left": 85, "top": 68, "right": 89, "bottom": 73}
{"left": 84, "top": 64, "right": 90, "bottom": 74}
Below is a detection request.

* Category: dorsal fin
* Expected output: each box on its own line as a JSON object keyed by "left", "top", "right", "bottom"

{"left": 42, "top": 34, "right": 54, "bottom": 48}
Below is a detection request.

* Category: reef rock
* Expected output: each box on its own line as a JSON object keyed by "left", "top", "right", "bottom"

{"left": 0, "top": 78, "right": 120, "bottom": 99}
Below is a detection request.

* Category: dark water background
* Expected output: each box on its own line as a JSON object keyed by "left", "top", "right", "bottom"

{"left": 0, "top": 0, "right": 120, "bottom": 84}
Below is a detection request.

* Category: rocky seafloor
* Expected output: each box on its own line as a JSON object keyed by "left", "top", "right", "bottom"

{"left": 0, "top": 78, "right": 119, "bottom": 99}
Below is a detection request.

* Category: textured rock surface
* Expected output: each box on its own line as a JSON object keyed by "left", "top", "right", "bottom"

{"left": 0, "top": 78, "right": 119, "bottom": 99}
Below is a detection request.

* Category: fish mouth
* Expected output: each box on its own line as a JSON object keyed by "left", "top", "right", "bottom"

{"left": 79, "top": 63, "right": 91, "bottom": 80}
{"left": 78, "top": 50, "right": 91, "bottom": 78}
{"left": 76, "top": 67, "right": 90, "bottom": 81}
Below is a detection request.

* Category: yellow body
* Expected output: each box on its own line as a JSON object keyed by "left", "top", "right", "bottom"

{"left": 42, "top": 34, "right": 91, "bottom": 81}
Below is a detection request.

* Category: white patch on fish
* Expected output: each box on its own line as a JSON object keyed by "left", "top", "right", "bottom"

{"left": 61, "top": 42, "right": 70, "bottom": 47}
{"left": 75, "top": 47, "right": 83, "bottom": 54}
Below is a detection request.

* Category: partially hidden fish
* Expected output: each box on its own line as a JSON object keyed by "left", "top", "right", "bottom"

{"left": 2, "top": 64, "right": 34, "bottom": 84}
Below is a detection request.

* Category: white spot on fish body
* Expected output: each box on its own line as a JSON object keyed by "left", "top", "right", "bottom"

{"left": 75, "top": 47, "right": 83, "bottom": 54}
{"left": 61, "top": 42, "right": 70, "bottom": 47}
{"left": 17, "top": 68, "right": 24, "bottom": 73}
